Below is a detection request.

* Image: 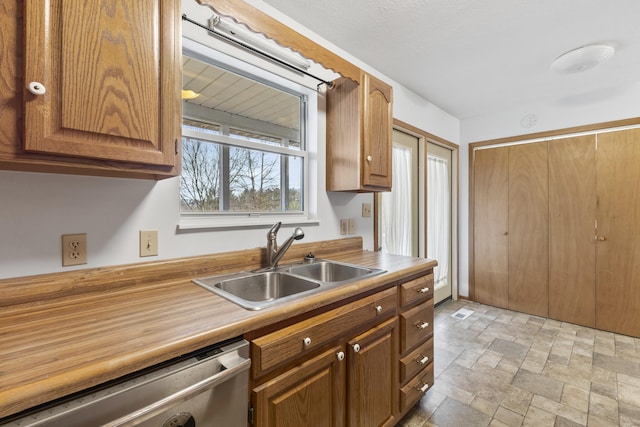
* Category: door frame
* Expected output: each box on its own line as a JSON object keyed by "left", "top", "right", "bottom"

{"left": 375, "top": 118, "right": 459, "bottom": 300}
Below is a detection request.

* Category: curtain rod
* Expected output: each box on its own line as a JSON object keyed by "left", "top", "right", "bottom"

{"left": 182, "top": 14, "right": 334, "bottom": 89}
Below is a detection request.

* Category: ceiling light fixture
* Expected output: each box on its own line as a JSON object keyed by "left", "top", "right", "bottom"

{"left": 551, "top": 44, "right": 615, "bottom": 74}
{"left": 181, "top": 89, "right": 200, "bottom": 100}
{"left": 208, "top": 13, "right": 311, "bottom": 70}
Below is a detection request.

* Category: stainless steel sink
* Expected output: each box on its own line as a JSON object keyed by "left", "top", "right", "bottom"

{"left": 193, "top": 259, "right": 385, "bottom": 310}
{"left": 194, "top": 272, "right": 320, "bottom": 310}
{"left": 285, "top": 260, "right": 379, "bottom": 282}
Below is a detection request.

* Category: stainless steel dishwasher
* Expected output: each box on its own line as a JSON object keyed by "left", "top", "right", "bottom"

{"left": 1, "top": 338, "right": 250, "bottom": 427}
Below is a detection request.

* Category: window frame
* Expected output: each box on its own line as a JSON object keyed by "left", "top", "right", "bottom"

{"left": 179, "top": 37, "right": 316, "bottom": 230}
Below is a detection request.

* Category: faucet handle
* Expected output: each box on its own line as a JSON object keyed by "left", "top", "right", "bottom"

{"left": 268, "top": 221, "right": 282, "bottom": 237}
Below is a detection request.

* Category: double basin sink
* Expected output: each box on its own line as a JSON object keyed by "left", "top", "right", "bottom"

{"left": 193, "top": 259, "right": 385, "bottom": 310}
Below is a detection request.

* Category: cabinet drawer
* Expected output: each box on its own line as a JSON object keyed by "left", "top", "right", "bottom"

{"left": 400, "top": 363, "right": 434, "bottom": 412}
{"left": 399, "top": 336, "right": 433, "bottom": 383}
{"left": 400, "top": 302, "right": 433, "bottom": 353}
{"left": 251, "top": 287, "right": 397, "bottom": 376}
{"left": 399, "top": 273, "right": 434, "bottom": 308}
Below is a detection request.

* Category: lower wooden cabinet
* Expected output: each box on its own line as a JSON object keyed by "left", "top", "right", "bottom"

{"left": 249, "top": 288, "right": 398, "bottom": 426}
{"left": 248, "top": 269, "right": 436, "bottom": 426}
{"left": 397, "top": 273, "right": 435, "bottom": 416}
{"left": 252, "top": 346, "right": 346, "bottom": 427}
{"left": 347, "top": 318, "right": 398, "bottom": 427}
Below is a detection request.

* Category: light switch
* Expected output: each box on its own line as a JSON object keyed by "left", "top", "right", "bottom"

{"left": 140, "top": 230, "right": 158, "bottom": 257}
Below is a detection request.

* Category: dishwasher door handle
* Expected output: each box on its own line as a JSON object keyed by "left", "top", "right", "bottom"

{"left": 102, "top": 356, "right": 251, "bottom": 427}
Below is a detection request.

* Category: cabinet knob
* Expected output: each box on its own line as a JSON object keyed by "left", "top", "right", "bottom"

{"left": 417, "top": 287, "right": 430, "bottom": 294}
{"left": 417, "top": 355, "right": 430, "bottom": 365}
{"left": 416, "top": 321, "right": 430, "bottom": 330}
{"left": 366, "top": 155, "right": 373, "bottom": 162}
{"left": 596, "top": 236, "right": 607, "bottom": 241}
{"left": 337, "top": 351, "right": 345, "bottom": 361}
{"left": 417, "top": 383, "right": 430, "bottom": 393}
{"left": 28, "top": 81, "right": 46, "bottom": 96}
{"left": 352, "top": 343, "right": 361, "bottom": 353}
{"left": 375, "top": 305, "right": 383, "bottom": 313}
{"left": 303, "top": 337, "right": 312, "bottom": 346}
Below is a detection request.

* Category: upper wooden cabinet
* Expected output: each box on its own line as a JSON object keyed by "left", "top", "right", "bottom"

{"left": 326, "top": 72, "right": 393, "bottom": 192}
{"left": 18, "top": 0, "right": 181, "bottom": 178}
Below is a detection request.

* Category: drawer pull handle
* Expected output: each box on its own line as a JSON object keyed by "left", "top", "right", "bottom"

{"left": 416, "top": 322, "right": 430, "bottom": 330}
{"left": 375, "top": 305, "right": 383, "bottom": 313}
{"left": 303, "top": 337, "right": 312, "bottom": 346}
{"left": 418, "top": 383, "right": 430, "bottom": 393}
{"left": 417, "top": 355, "right": 430, "bottom": 365}
{"left": 417, "top": 287, "right": 430, "bottom": 293}
{"left": 353, "top": 343, "right": 361, "bottom": 353}
{"left": 337, "top": 351, "right": 345, "bottom": 361}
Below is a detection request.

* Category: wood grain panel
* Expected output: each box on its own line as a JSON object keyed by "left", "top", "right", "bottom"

{"left": 363, "top": 73, "right": 393, "bottom": 189}
{"left": 326, "top": 76, "right": 361, "bottom": 191}
{"left": 252, "top": 346, "right": 345, "bottom": 427}
{"left": 508, "top": 142, "right": 549, "bottom": 317}
{"left": 251, "top": 288, "right": 396, "bottom": 376}
{"left": 399, "top": 302, "right": 433, "bottom": 353}
{"left": 24, "top": 0, "right": 179, "bottom": 166}
{"left": 473, "top": 147, "right": 509, "bottom": 308}
{"left": 348, "top": 318, "right": 398, "bottom": 427}
{"left": 548, "top": 135, "right": 596, "bottom": 327}
{"left": 596, "top": 128, "right": 640, "bottom": 337}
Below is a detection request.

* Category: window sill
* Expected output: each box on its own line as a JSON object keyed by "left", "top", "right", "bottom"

{"left": 177, "top": 214, "right": 319, "bottom": 232}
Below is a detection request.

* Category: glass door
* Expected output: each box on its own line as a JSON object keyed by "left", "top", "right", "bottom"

{"left": 378, "top": 129, "right": 419, "bottom": 256}
{"left": 427, "top": 142, "right": 452, "bottom": 304}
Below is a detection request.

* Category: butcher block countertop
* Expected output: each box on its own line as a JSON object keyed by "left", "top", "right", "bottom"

{"left": 0, "top": 237, "right": 436, "bottom": 419}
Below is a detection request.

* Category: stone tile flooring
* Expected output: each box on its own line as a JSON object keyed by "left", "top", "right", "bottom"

{"left": 397, "top": 299, "right": 640, "bottom": 427}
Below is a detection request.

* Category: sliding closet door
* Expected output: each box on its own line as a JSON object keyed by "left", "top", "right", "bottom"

{"left": 508, "top": 142, "right": 548, "bottom": 317}
{"left": 548, "top": 135, "right": 596, "bottom": 327}
{"left": 596, "top": 128, "right": 640, "bottom": 337}
{"left": 473, "top": 147, "right": 509, "bottom": 309}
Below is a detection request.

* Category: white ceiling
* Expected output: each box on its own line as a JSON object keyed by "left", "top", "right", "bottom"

{"left": 260, "top": 0, "right": 640, "bottom": 120}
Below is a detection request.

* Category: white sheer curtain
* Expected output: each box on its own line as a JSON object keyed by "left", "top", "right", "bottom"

{"left": 381, "top": 144, "right": 412, "bottom": 256}
{"left": 427, "top": 155, "right": 450, "bottom": 287}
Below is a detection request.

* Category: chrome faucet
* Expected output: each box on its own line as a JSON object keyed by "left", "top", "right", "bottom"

{"left": 265, "top": 222, "right": 305, "bottom": 270}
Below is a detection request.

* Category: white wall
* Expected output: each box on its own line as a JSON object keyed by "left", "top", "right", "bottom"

{"left": 0, "top": 1, "right": 459, "bottom": 280}
{"left": 457, "top": 83, "right": 640, "bottom": 297}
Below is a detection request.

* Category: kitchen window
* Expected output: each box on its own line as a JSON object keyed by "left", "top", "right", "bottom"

{"left": 180, "top": 38, "right": 314, "bottom": 228}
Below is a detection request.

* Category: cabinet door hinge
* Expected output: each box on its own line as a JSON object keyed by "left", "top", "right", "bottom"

{"left": 248, "top": 405, "right": 255, "bottom": 425}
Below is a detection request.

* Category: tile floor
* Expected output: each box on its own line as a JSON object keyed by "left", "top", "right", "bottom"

{"left": 398, "top": 299, "right": 640, "bottom": 427}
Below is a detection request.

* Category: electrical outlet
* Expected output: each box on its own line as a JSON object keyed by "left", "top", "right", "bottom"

{"left": 362, "top": 203, "right": 372, "bottom": 218}
{"left": 348, "top": 218, "right": 355, "bottom": 234}
{"left": 340, "top": 219, "right": 348, "bottom": 235}
{"left": 62, "top": 234, "right": 87, "bottom": 267}
{"left": 140, "top": 230, "right": 158, "bottom": 257}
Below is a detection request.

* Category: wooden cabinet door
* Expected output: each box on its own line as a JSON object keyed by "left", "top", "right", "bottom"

{"left": 549, "top": 135, "right": 596, "bottom": 327}
{"left": 24, "top": 0, "right": 180, "bottom": 168}
{"left": 362, "top": 73, "right": 392, "bottom": 190}
{"left": 596, "top": 128, "right": 640, "bottom": 337}
{"left": 252, "top": 346, "right": 346, "bottom": 427}
{"left": 508, "top": 142, "right": 549, "bottom": 317}
{"left": 473, "top": 147, "right": 509, "bottom": 308}
{"left": 347, "top": 318, "right": 398, "bottom": 427}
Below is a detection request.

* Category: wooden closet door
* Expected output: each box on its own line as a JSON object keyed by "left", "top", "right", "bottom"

{"left": 508, "top": 142, "right": 549, "bottom": 317}
{"left": 548, "top": 136, "right": 596, "bottom": 327}
{"left": 473, "top": 147, "right": 509, "bottom": 309}
{"left": 596, "top": 128, "right": 640, "bottom": 337}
